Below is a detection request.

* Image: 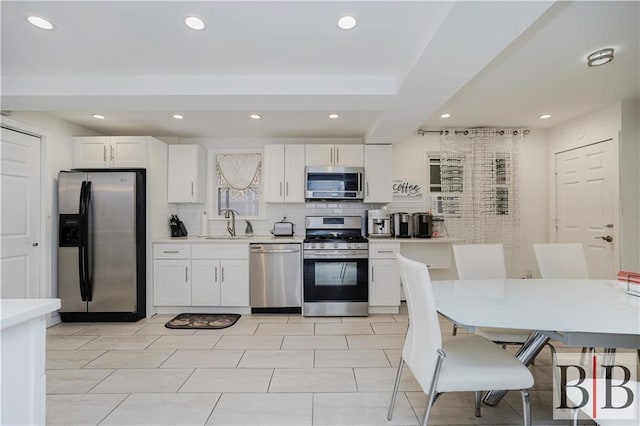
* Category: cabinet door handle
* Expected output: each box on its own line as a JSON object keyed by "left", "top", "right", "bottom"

{"left": 280, "top": 182, "right": 283, "bottom": 196}
{"left": 191, "top": 182, "right": 195, "bottom": 196}
{"left": 371, "top": 266, "right": 374, "bottom": 281}
{"left": 163, "top": 250, "right": 179, "bottom": 254}
{"left": 221, "top": 266, "right": 224, "bottom": 283}
{"left": 377, "top": 250, "right": 394, "bottom": 254}
{"left": 110, "top": 145, "right": 115, "bottom": 161}
{"left": 215, "top": 266, "right": 218, "bottom": 283}
{"left": 103, "top": 145, "right": 107, "bottom": 161}
{"left": 330, "top": 148, "right": 333, "bottom": 164}
{"left": 336, "top": 148, "right": 339, "bottom": 164}
{"left": 366, "top": 182, "right": 369, "bottom": 197}
{"left": 185, "top": 266, "right": 188, "bottom": 283}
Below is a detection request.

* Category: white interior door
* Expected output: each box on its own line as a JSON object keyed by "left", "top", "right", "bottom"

{"left": 1, "top": 127, "right": 41, "bottom": 298}
{"left": 555, "top": 140, "right": 616, "bottom": 279}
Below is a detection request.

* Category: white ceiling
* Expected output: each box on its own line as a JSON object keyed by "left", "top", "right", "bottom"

{"left": 1, "top": 1, "right": 638, "bottom": 142}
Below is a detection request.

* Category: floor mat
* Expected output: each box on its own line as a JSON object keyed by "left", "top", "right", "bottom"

{"left": 164, "top": 313, "right": 241, "bottom": 329}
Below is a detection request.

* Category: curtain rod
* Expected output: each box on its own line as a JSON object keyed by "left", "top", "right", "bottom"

{"left": 417, "top": 128, "right": 531, "bottom": 136}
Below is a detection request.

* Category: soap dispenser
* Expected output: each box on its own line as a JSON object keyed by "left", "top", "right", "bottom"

{"left": 245, "top": 220, "right": 254, "bottom": 237}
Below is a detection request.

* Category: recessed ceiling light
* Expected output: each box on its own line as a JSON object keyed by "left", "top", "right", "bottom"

{"left": 338, "top": 15, "right": 357, "bottom": 30}
{"left": 329, "top": 113, "right": 339, "bottom": 119}
{"left": 440, "top": 113, "right": 451, "bottom": 119}
{"left": 539, "top": 114, "right": 551, "bottom": 120}
{"left": 173, "top": 114, "right": 184, "bottom": 120}
{"left": 587, "top": 48, "right": 614, "bottom": 67}
{"left": 250, "top": 114, "right": 262, "bottom": 120}
{"left": 185, "top": 16, "right": 205, "bottom": 30}
{"left": 92, "top": 114, "right": 105, "bottom": 120}
{"left": 27, "top": 15, "right": 54, "bottom": 30}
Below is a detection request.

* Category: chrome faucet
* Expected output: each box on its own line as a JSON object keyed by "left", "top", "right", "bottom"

{"left": 221, "top": 208, "right": 236, "bottom": 237}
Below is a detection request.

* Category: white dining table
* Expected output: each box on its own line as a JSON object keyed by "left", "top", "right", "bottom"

{"left": 432, "top": 278, "right": 640, "bottom": 405}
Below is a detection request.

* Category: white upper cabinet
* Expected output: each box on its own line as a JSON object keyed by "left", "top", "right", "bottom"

{"left": 264, "top": 144, "right": 305, "bottom": 203}
{"left": 167, "top": 144, "right": 207, "bottom": 203}
{"left": 305, "top": 144, "right": 363, "bottom": 167}
{"left": 74, "top": 136, "right": 147, "bottom": 168}
{"left": 364, "top": 145, "right": 393, "bottom": 203}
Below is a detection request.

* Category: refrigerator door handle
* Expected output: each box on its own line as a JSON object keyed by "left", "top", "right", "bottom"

{"left": 78, "top": 181, "right": 88, "bottom": 302}
{"left": 83, "top": 181, "right": 93, "bottom": 301}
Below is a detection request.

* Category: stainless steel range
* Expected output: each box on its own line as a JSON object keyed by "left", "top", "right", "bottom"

{"left": 303, "top": 216, "right": 369, "bottom": 317}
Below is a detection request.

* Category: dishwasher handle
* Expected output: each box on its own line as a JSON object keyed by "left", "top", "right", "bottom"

{"left": 250, "top": 248, "right": 300, "bottom": 254}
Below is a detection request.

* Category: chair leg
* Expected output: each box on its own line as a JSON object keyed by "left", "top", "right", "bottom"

{"left": 474, "top": 391, "right": 482, "bottom": 417}
{"left": 520, "top": 389, "right": 531, "bottom": 426}
{"left": 387, "top": 358, "right": 405, "bottom": 421}
{"left": 422, "top": 350, "right": 446, "bottom": 426}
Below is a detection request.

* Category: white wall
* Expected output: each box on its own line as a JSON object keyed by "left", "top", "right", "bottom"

{"left": 389, "top": 130, "right": 549, "bottom": 279}
{"left": 1, "top": 112, "right": 100, "bottom": 312}
{"left": 548, "top": 101, "right": 639, "bottom": 272}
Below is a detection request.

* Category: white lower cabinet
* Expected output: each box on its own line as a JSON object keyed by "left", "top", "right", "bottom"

{"left": 369, "top": 243, "right": 401, "bottom": 308}
{"left": 153, "top": 243, "right": 249, "bottom": 307}
{"left": 154, "top": 260, "right": 191, "bottom": 306}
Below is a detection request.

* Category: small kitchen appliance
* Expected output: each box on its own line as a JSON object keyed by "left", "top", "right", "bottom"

{"left": 366, "top": 209, "right": 391, "bottom": 238}
{"left": 303, "top": 216, "right": 368, "bottom": 316}
{"left": 271, "top": 217, "right": 295, "bottom": 236}
{"left": 392, "top": 212, "right": 413, "bottom": 238}
{"left": 413, "top": 212, "right": 433, "bottom": 238}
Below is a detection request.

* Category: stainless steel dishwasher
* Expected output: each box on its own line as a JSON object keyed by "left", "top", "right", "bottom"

{"left": 249, "top": 243, "right": 302, "bottom": 313}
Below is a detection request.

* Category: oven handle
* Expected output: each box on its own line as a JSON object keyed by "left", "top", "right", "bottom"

{"left": 303, "top": 252, "right": 369, "bottom": 259}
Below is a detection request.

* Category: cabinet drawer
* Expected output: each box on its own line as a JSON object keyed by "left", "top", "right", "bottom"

{"left": 192, "top": 243, "right": 248, "bottom": 259}
{"left": 154, "top": 244, "right": 191, "bottom": 259}
{"left": 369, "top": 243, "right": 401, "bottom": 259}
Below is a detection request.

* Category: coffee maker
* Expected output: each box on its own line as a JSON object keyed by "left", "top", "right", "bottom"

{"left": 413, "top": 212, "right": 433, "bottom": 238}
{"left": 366, "top": 210, "right": 391, "bottom": 238}
{"left": 392, "top": 212, "right": 413, "bottom": 238}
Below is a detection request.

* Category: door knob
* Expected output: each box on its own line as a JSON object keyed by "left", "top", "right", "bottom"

{"left": 32, "top": 242, "right": 39, "bottom": 247}
{"left": 595, "top": 235, "right": 613, "bottom": 243}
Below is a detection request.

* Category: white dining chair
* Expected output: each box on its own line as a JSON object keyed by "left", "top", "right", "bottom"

{"left": 451, "top": 244, "right": 532, "bottom": 345}
{"left": 533, "top": 243, "right": 589, "bottom": 279}
{"left": 388, "top": 254, "right": 533, "bottom": 426}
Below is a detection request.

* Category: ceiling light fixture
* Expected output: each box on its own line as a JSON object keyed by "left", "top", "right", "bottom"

{"left": 338, "top": 15, "right": 357, "bottom": 30}
{"left": 173, "top": 114, "right": 184, "bottom": 120}
{"left": 250, "top": 114, "right": 262, "bottom": 120}
{"left": 185, "top": 16, "right": 205, "bottom": 30}
{"left": 587, "top": 48, "right": 615, "bottom": 67}
{"left": 539, "top": 114, "right": 551, "bottom": 120}
{"left": 92, "top": 114, "right": 105, "bottom": 120}
{"left": 440, "top": 113, "right": 451, "bottom": 119}
{"left": 27, "top": 15, "right": 54, "bottom": 30}
{"left": 329, "top": 113, "right": 339, "bottom": 119}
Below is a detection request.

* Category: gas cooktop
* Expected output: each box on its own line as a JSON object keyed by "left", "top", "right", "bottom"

{"left": 304, "top": 235, "right": 368, "bottom": 243}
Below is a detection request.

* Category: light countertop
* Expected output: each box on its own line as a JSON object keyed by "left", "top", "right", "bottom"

{"left": 368, "top": 237, "right": 462, "bottom": 243}
{"left": 0, "top": 298, "right": 61, "bottom": 330}
{"left": 154, "top": 235, "right": 304, "bottom": 244}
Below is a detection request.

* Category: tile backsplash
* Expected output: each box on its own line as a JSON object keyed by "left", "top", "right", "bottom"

{"left": 176, "top": 202, "right": 385, "bottom": 237}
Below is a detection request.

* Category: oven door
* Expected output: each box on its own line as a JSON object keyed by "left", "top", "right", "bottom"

{"left": 303, "top": 255, "right": 368, "bottom": 302}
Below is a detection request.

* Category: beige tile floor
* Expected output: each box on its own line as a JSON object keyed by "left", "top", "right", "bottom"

{"left": 45, "top": 306, "right": 598, "bottom": 426}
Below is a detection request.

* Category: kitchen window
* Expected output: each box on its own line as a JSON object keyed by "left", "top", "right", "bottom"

{"left": 210, "top": 151, "right": 263, "bottom": 219}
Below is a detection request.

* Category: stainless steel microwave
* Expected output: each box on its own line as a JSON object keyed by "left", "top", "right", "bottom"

{"left": 305, "top": 166, "right": 364, "bottom": 201}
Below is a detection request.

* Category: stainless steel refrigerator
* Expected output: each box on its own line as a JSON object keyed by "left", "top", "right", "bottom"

{"left": 58, "top": 169, "right": 146, "bottom": 321}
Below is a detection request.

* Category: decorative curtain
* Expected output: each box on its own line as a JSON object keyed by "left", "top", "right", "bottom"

{"left": 216, "top": 153, "right": 261, "bottom": 190}
{"left": 439, "top": 128, "right": 522, "bottom": 247}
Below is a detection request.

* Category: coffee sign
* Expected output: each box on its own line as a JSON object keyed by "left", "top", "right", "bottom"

{"left": 393, "top": 179, "right": 422, "bottom": 197}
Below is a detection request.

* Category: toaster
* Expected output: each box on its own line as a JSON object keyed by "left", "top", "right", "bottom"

{"left": 271, "top": 220, "right": 295, "bottom": 236}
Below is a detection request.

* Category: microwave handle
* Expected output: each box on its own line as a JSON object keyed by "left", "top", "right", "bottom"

{"left": 358, "top": 172, "right": 362, "bottom": 192}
